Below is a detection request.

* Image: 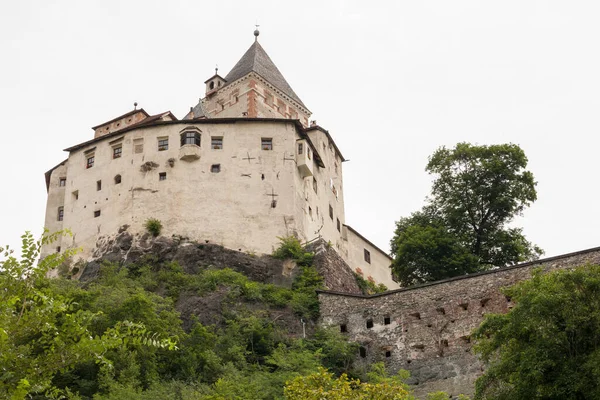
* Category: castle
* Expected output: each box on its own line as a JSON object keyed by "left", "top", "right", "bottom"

{"left": 42, "top": 30, "right": 398, "bottom": 289}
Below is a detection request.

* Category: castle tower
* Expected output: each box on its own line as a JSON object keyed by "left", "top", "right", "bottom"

{"left": 41, "top": 32, "right": 398, "bottom": 289}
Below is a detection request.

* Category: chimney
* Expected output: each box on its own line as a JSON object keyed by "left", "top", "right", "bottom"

{"left": 310, "top": 120, "right": 317, "bottom": 127}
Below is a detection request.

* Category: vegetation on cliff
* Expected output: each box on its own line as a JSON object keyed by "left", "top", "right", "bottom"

{"left": 391, "top": 143, "right": 542, "bottom": 286}
{"left": 473, "top": 265, "right": 600, "bottom": 400}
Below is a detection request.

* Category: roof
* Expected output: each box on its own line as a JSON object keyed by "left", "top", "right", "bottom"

{"left": 317, "top": 245, "right": 600, "bottom": 299}
{"left": 204, "top": 74, "right": 225, "bottom": 84}
{"left": 305, "top": 125, "right": 346, "bottom": 161}
{"left": 62, "top": 117, "right": 325, "bottom": 167}
{"left": 91, "top": 108, "right": 150, "bottom": 130}
{"left": 185, "top": 102, "right": 207, "bottom": 120}
{"left": 224, "top": 41, "right": 306, "bottom": 108}
{"left": 344, "top": 225, "right": 392, "bottom": 261}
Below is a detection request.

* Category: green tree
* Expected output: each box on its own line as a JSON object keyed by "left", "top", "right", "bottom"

{"left": 0, "top": 231, "right": 176, "bottom": 400}
{"left": 391, "top": 143, "right": 542, "bottom": 286}
{"left": 473, "top": 265, "right": 600, "bottom": 399}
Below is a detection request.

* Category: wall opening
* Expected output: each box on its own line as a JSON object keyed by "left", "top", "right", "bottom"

{"left": 384, "top": 316, "right": 391, "bottom": 325}
{"left": 114, "top": 174, "right": 121, "bottom": 184}
{"left": 359, "top": 346, "right": 367, "bottom": 358}
{"left": 364, "top": 249, "right": 371, "bottom": 264}
{"left": 94, "top": 210, "right": 101, "bottom": 218}
{"left": 211, "top": 164, "right": 221, "bottom": 173}
{"left": 340, "top": 324, "right": 347, "bottom": 333}
{"left": 96, "top": 180, "right": 102, "bottom": 191}
{"left": 385, "top": 350, "right": 391, "bottom": 358}
{"left": 159, "top": 172, "right": 167, "bottom": 181}
{"left": 366, "top": 319, "right": 373, "bottom": 329}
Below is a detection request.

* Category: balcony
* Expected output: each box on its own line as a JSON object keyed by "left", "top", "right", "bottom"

{"left": 296, "top": 140, "right": 313, "bottom": 178}
{"left": 179, "top": 144, "right": 201, "bottom": 161}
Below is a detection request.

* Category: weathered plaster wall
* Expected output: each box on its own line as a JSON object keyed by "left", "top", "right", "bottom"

{"left": 318, "top": 247, "right": 600, "bottom": 398}
{"left": 44, "top": 163, "right": 67, "bottom": 251}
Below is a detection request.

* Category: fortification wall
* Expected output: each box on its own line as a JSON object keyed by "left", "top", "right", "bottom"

{"left": 318, "top": 247, "right": 600, "bottom": 398}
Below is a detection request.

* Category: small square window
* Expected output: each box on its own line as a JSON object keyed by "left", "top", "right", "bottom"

{"left": 385, "top": 350, "right": 391, "bottom": 358}
{"left": 340, "top": 324, "right": 347, "bottom": 333}
{"left": 211, "top": 164, "right": 221, "bottom": 173}
{"left": 384, "top": 316, "right": 391, "bottom": 325}
{"left": 366, "top": 319, "right": 373, "bottom": 329}
{"left": 86, "top": 155, "right": 95, "bottom": 169}
{"left": 359, "top": 346, "right": 367, "bottom": 358}
{"left": 96, "top": 180, "right": 102, "bottom": 191}
{"left": 158, "top": 138, "right": 169, "bottom": 151}
{"left": 114, "top": 175, "right": 121, "bottom": 184}
{"left": 329, "top": 204, "right": 333, "bottom": 220}
{"left": 113, "top": 146, "right": 122, "bottom": 159}
{"left": 59, "top": 177, "right": 66, "bottom": 187}
{"left": 94, "top": 210, "right": 101, "bottom": 218}
{"left": 159, "top": 172, "right": 167, "bottom": 181}
{"left": 57, "top": 206, "right": 64, "bottom": 221}
{"left": 364, "top": 249, "right": 371, "bottom": 264}
{"left": 211, "top": 137, "right": 223, "bottom": 150}
{"left": 261, "top": 138, "right": 273, "bottom": 151}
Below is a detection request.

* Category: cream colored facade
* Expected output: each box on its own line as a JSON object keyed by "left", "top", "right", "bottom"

{"left": 42, "top": 35, "right": 399, "bottom": 289}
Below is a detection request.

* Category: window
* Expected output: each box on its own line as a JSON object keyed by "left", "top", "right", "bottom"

{"left": 384, "top": 316, "right": 391, "bottom": 325}
{"left": 211, "top": 136, "right": 223, "bottom": 149}
{"left": 308, "top": 206, "right": 313, "bottom": 218}
{"left": 297, "top": 143, "right": 303, "bottom": 154}
{"left": 181, "top": 131, "right": 201, "bottom": 146}
{"left": 96, "top": 180, "right": 101, "bottom": 191}
{"left": 332, "top": 185, "right": 338, "bottom": 199}
{"left": 209, "top": 81, "right": 215, "bottom": 90}
{"left": 359, "top": 347, "right": 367, "bottom": 358}
{"left": 366, "top": 319, "right": 373, "bottom": 329}
{"left": 86, "top": 155, "right": 95, "bottom": 169}
{"left": 340, "top": 324, "right": 347, "bottom": 333}
{"left": 56, "top": 246, "right": 61, "bottom": 253}
{"left": 313, "top": 177, "right": 318, "bottom": 193}
{"left": 134, "top": 138, "right": 144, "bottom": 154}
{"left": 211, "top": 164, "right": 221, "bottom": 173}
{"left": 59, "top": 177, "right": 66, "bottom": 187}
{"left": 385, "top": 350, "right": 392, "bottom": 358}
{"left": 158, "top": 138, "right": 169, "bottom": 151}
{"left": 57, "top": 206, "right": 64, "bottom": 221}
{"left": 159, "top": 172, "right": 167, "bottom": 181}
{"left": 94, "top": 210, "right": 101, "bottom": 218}
{"left": 114, "top": 174, "right": 121, "bottom": 184}
{"left": 113, "top": 146, "right": 122, "bottom": 159}
{"left": 335, "top": 162, "right": 338, "bottom": 174}
{"left": 329, "top": 204, "right": 333, "bottom": 220}
{"left": 307, "top": 147, "right": 311, "bottom": 160}
{"left": 261, "top": 138, "right": 273, "bottom": 150}
{"left": 364, "top": 249, "right": 371, "bottom": 264}
{"left": 72, "top": 190, "right": 79, "bottom": 200}
{"left": 336, "top": 218, "right": 341, "bottom": 232}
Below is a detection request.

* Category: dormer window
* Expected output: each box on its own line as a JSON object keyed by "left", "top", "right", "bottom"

{"left": 181, "top": 131, "right": 201, "bottom": 147}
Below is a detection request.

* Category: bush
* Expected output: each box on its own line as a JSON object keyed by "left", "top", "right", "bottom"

{"left": 272, "top": 236, "right": 314, "bottom": 267}
{"left": 355, "top": 273, "right": 387, "bottom": 295}
{"left": 144, "top": 218, "right": 162, "bottom": 237}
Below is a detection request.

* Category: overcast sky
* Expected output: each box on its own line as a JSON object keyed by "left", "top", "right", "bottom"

{"left": 1, "top": 0, "right": 599, "bottom": 259}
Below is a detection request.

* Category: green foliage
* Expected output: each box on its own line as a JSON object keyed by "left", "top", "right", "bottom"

{"left": 391, "top": 143, "right": 543, "bottom": 286}
{"left": 272, "top": 236, "right": 314, "bottom": 267}
{"left": 473, "top": 265, "right": 600, "bottom": 399}
{"left": 144, "top": 218, "right": 163, "bottom": 237}
{"left": 0, "top": 231, "right": 175, "bottom": 400}
{"left": 354, "top": 274, "right": 387, "bottom": 295}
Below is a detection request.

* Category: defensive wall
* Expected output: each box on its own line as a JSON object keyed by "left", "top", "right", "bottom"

{"left": 318, "top": 246, "right": 600, "bottom": 397}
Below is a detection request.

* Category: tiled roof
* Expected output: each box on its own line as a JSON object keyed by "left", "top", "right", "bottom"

{"left": 224, "top": 41, "right": 306, "bottom": 108}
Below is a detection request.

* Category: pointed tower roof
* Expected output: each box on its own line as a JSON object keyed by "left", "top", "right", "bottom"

{"left": 224, "top": 41, "right": 306, "bottom": 108}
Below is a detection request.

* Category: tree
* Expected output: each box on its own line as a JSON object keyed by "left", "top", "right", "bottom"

{"left": 0, "top": 231, "right": 176, "bottom": 400}
{"left": 472, "top": 265, "right": 600, "bottom": 399}
{"left": 391, "top": 143, "right": 542, "bottom": 286}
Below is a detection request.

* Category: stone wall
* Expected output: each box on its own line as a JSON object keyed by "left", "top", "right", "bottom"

{"left": 318, "top": 247, "right": 600, "bottom": 398}
{"left": 306, "top": 239, "right": 362, "bottom": 295}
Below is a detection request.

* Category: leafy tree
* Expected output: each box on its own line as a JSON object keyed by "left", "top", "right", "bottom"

{"left": 473, "top": 265, "right": 600, "bottom": 399}
{"left": 0, "top": 231, "right": 176, "bottom": 400}
{"left": 391, "top": 143, "right": 542, "bottom": 286}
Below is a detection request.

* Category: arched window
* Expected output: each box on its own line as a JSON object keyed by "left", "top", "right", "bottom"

{"left": 209, "top": 81, "right": 215, "bottom": 90}
{"left": 180, "top": 131, "right": 201, "bottom": 147}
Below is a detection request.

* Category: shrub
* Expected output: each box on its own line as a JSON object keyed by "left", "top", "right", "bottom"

{"left": 355, "top": 273, "right": 387, "bottom": 295}
{"left": 144, "top": 218, "right": 162, "bottom": 237}
{"left": 272, "top": 236, "right": 314, "bottom": 267}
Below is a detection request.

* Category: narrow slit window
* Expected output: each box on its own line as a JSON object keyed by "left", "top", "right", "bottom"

{"left": 297, "top": 142, "right": 303, "bottom": 155}
{"left": 384, "top": 316, "right": 391, "bottom": 325}
{"left": 340, "top": 324, "right": 347, "bottom": 333}
{"left": 96, "top": 180, "right": 102, "bottom": 191}
{"left": 359, "top": 346, "right": 367, "bottom": 358}
{"left": 364, "top": 249, "right": 371, "bottom": 264}
{"left": 57, "top": 206, "right": 64, "bottom": 221}
{"left": 336, "top": 218, "right": 341, "bottom": 232}
{"left": 329, "top": 204, "right": 333, "bottom": 220}
{"left": 261, "top": 138, "right": 273, "bottom": 150}
{"left": 366, "top": 319, "right": 374, "bottom": 329}
{"left": 313, "top": 177, "right": 318, "bottom": 193}
{"left": 159, "top": 172, "right": 167, "bottom": 181}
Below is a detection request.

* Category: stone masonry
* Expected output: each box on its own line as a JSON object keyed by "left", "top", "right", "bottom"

{"left": 318, "top": 246, "right": 600, "bottom": 398}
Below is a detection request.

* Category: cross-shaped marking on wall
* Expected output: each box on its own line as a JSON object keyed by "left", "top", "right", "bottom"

{"left": 243, "top": 152, "right": 256, "bottom": 163}
{"left": 267, "top": 188, "right": 279, "bottom": 208}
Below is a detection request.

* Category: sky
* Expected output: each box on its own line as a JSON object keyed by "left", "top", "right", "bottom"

{"left": 1, "top": 0, "right": 599, "bottom": 259}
